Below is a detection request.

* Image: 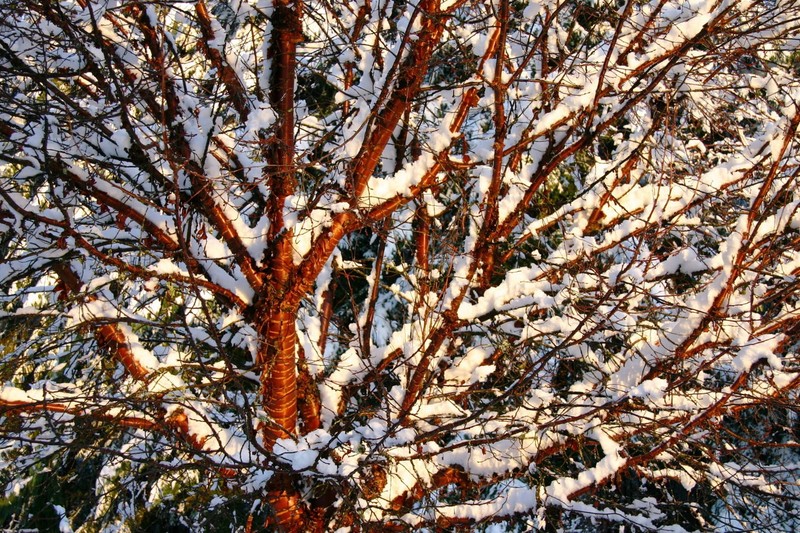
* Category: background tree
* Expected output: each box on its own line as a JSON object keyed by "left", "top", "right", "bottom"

{"left": 1, "top": 0, "right": 800, "bottom": 530}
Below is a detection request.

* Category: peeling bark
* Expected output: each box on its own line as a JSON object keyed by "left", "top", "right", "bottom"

{"left": 257, "top": 306, "right": 299, "bottom": 446}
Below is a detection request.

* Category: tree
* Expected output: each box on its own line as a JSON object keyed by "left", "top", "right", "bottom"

{"left": 1, "top": 0, "right": 800, "bottom": 530}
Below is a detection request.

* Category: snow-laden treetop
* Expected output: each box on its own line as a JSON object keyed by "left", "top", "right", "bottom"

{"left": 1, "top": 0, "right": 800, "bottom": 530}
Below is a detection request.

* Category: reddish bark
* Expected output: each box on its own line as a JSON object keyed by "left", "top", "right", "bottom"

{"left": 264, "top": 472, "right": 309, "bottom": 533}
{"left": 52, "top": 263, "right": 151, "bottom": 380}
{"left": 414, "top": 204, "right": 431, "bottom": 306}
{"left": 0, "top": 397, "right": 157, "bottom": 431}
{"left": 297, "top": 350, "right": 322, "bottom": 434}
{"left": 255, "top": 0, "right": 307, "bottom": 510}
{"left": 263, "top": 0, "right": 301, "bottom": 242}
{"left": 195, "top": 0, "right": 250, "bottom": 121}
{"left": 317, "top": 280, "right": 335, "bottom": 354}
{"left": 257, "top": 0, "right": 303, "bottom": 452}
{"left": 348, "top": 0, "right": 446, "bottom": 199}
{"left": 258, "top": 307, "right": 299, "bottom": 447}
{"left": 49, "top": 265, "right": 238, "bottom": 478}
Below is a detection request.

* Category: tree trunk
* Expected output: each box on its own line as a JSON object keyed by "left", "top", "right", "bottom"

{"left": 264, "top": 472, "right": 308, "bottom": 533}
{"left": 258, "top": 304, "right": 299, "bottom": 447}
{"left": 257, "top": 295, "right": 307, "bottom": 531}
